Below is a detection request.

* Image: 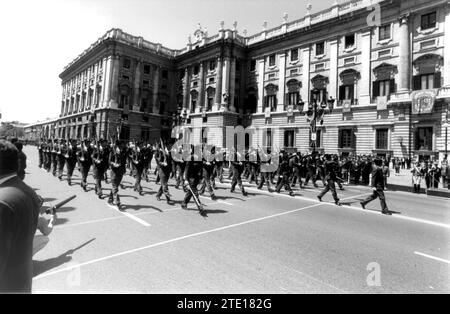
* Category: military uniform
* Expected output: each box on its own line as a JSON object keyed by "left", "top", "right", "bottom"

{"left": 317, "top": 156, "right": 341, "bottom": 205}
{"left": 155, "top": 147, "right": 172, "bottom": 203}
{"left": 108, "top": 142, "right": 127, "bottom": 208}
{"left": 361, "top": 160, "right": 390, "bottom": 215}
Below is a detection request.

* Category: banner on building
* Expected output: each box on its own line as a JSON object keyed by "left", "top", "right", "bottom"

{"left": 411, "top": 90, "right": 436, "bottom": 115}
{"left": 376, "top": 96, "right": 388, "bottom": 111}
{"left": 287, "top": 105, "right": 294, "bottom": 117}
{"left": 342, "top": 100, "right": 352, "bottom": 113}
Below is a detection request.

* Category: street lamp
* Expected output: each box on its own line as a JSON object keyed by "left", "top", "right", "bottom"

{"left": 305, "top": 94, "right": 334, "bottom": 153}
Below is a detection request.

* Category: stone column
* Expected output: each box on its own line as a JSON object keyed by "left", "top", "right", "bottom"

{"left": 257, "top": 58, "right": 265, "bottom": 113}
{"left": 133, "top": 60, "right": 141, "bottom": 111}
{"left": 277, "top": 52, "right": 286, "bottom": 112}
{"left": 198, "top": 62, "right": 205, "bottom": 112}
{"left": 221, "top": 57, "right": 231, "bottom": 110}
{"left": 229, "top": 58, "right": 237, "bottom": 112}
{"left": 109, "top": 54, "right": 120, "bottom": 108}
{"left": 359, "top": 30, "right": 372, "bottom": 105}
{"left": 301, "top": 47, "right": 311, "bottom": 108}
{"left": 182, "top": 67, "right": 190, "bottom": 111}
{"left": 215, "top": 56, "right": 223, "bottom": 111}
{"left": 152, "top": 65, "right": 160, "bottom": 114}
{"left": 398, "top": 15, "right": 411, "bottom": 92}
{"left": 444, "top": 4, "right": 450, "bottom": 87}
{"left": 329, "top": 38, "right": 338, "bottom": 102}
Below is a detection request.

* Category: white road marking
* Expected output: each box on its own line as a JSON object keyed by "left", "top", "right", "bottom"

{"left": 414, "top": 252, "right": 450, "bottom": 264}
{"left": 107, "top": 204, "right": 151, "bottom": 227}
{"left": 199, "top": 195, "right": 233, "bottom": 206}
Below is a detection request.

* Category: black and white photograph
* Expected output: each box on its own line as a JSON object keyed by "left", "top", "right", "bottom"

{"left": 0, "top": 0, "right": 449, "bottom": 298}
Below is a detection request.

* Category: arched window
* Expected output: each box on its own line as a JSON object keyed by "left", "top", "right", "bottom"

{"left": 205, "top": 87, "right": 215, "bottom": 111}
{"left": 338, "top": 69, "right": 360, "bottom": 104}
{"left": 190, "top": 90, "right": 199, "bottom": 112}
{"left": 373, "top": 63, "right": 397, "bottom": 99}
{"left": 264, "top": 84, "right": 278, "bottom": 112}
{"left": 310, "top": 75, "right": 328, "bottom": 104}
{"left": 412, "top": 54, "right": 443, "bottom": 90}
{"left": 246, "top": 87, "right": 257, "bottom": 114}
{"left": 286, "top": 79, "right": 301, "bottom": 109}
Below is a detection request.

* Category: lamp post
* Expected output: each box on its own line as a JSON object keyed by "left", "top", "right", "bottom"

{"left": 305, "top": 94, "right": 335, "bottom": 153}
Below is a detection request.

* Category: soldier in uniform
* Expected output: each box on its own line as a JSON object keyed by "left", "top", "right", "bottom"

{"left": 317, "top": 154, "right": 341, "bottom": 206}
{"left": 290, "top": 152, "right": 303, "bottom": 189}
{"left": 181, "top": 146, "right": 205, "bottom": 215}
{"left": 360, "top": 158, "right": 391, "bottom": 215}
{"left": 38, "top": 139, "right": 45, "bottom": 168}
{"left": 44, "top": 139, "right": 52, "bottom": 172}
{"left": 199, "top": 145, "right": 217, "bottom": 200}
{"left": 131, "top": 142, "right": 145, "bottom": 195}
{"left": 304, "top": 154, "right": 319, "bottom": 188}
{"left": 91, "top": 139, "right": 109, "bottom": 198}
{"left": 172, "top": 145, "right": 186, "bottom": 190}
{"left": 108, "top": 140, "right": 126, "bottom": 209}
{"left": 65, "top": 139, "right": 77, "bottom": 186}
{"left": 77, "top": 139, "right": 92, "bottom": 191}
{"left": 50, "top": 139, "right": 58, "bottom": 176}
{"left": 56, "top": 139, "right": 67, "bottom": 181}
{"left": 155, "top": 143, "right": 173, "bottom": 204}
{"left": 257, "top": 148, "right": 274, "bottom": 193}
{"left": 276, "top": 151, "right": 295, "bottom": 197}
{"left": 230, "top": 152, "right": 248, "bottom": 196}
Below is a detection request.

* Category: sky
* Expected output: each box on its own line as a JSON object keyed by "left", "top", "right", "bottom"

{"left": 0, "top": 0, "right": 336, "bottom": 124}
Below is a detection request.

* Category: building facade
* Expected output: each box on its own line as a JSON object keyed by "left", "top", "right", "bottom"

{"left": 25, "top": 0, "right": 450, "bottom": 161}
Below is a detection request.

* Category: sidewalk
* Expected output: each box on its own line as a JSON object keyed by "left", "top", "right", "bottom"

{"left": 385, "top": 168, "right": 450, "bottom": 198}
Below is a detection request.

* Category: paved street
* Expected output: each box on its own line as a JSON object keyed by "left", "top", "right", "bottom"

{"left": 24, "top": 146, "right": 450, "bottom": 294}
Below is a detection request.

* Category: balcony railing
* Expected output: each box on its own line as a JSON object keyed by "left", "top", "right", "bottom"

{"left": 337, "top": 99, "right": 358, "bottom": 107}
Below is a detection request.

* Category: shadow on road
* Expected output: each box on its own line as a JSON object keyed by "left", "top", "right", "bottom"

{"left": 33, "top": 238, "right": 96, "bottom": 277}
{"left": 123, "top": 204, "right": 164, "bottom": 212}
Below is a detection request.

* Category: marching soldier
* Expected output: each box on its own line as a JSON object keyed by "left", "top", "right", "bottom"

{"left": 181, "top": 146, "right": 205, "bottom": 215}
{"left": 317, "top": 154, "right": 341, "bottom": 206}
{"left": 38, "top": 139, "right": 45, "bottom": 168}
{"left": 65, "top": 139, "right": 78, "bottom": 186}
{"left": 155, "top": 143, "right": 172, "bottom": 204}
{"left": 108, "top": 140, "right": 127, "bottom": 209}
{"left": 56, "top": 139, "right": 67, "bottom": 181}
{"left": 44, "top": 139, "right": 52, "bottom": 172}
{"left": 257, "top": 147, "right": 274, "bottom": 193}
{"left": 276, "top": 151, "right": 295, "bottom": 197}
{"left": 230, "top": 152, "right": 248, "bottom": 196}
{"left": 290, "top": 152, "right": 303, "bottom": 189}
{"left": 360, "top": 158, "right": 391, "bottom": 215}
{"left": 77, "top": 139, "right": 92, "bottom": 191}
{"left": 131, "top": 142, "right": 145, "bottom": 195}
{"left": 50, "top": 139, "right": 58, "bottom": 176}
{"left": 199, "top": 145, "right": 217, "bottom": 200}
{"left": 91, "top": 139, "right": 109, "bottom": 198}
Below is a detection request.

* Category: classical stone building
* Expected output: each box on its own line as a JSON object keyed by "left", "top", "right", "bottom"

{"left": 25, "top": 0, "right": 450, "bottom": 161}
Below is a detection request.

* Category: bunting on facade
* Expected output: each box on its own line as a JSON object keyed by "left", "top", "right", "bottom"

{"left": 342, "top": 100, "right": 352, "bottom": 113}
{"left": 411, "top": 90, "right": 436, "bottom": 115}
{"left": 376, "top": 96, "right": 388, "bottom": 111}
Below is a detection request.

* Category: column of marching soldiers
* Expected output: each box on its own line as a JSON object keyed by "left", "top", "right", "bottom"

{"left": 36, "top": 137, "right": 391, "bottom": 216}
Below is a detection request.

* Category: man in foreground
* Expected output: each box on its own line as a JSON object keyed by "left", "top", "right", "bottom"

{"left": 0, "top": 140, "right": 41, "bottom": 293}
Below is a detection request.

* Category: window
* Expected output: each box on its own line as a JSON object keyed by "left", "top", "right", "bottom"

{"left": 140, "top": 98, "right": 148, "bottom": 112}
{"left": 95, "top": 87, "right": 101, "bottom": 107}
{"left": 159, "top": 102, "right": 165, "bottom": 115}
{"left": 290, "top": 49, "right": 299, "bottom": 62}
{"left": 162, "top": 70, "right": 168, "bottom": 79}
{"left": 379, "top": 80, "right": 391, "bottom": 97}
{"left": 266, "top": 95, "right": 277, "bottom": 112}
{"left": 209, "top": 60, "right": 216, "bottom": 71}
{"left": 287, "top": 92, "right": 299, "bottom": 107}
{"left": 421, "top": 74, "right": 434, "bottom": 90}
{"left": 81, "top": 93, "right": 86, "bottom": 111}
{"left": 316, "top": 129, "right": 322, "bottom": 148}
{"left": 206, "top": 96, "right": 214, "bottom": 111}
{"left": 123, "top": 58, "right": 131, "bottom": 69}
{"left": 122, "top": 75, "right": 129, "bottom": 80}
{"left": 209, "top": 77, "right": 215, "bottom": 83}
{"left": 413, "top": 73, "right": 441, "bottom": 90}
{"left": 340, "top": 129, "right": 353, "bottom": 148}
{"left": 202, "top": 127, "right": 208, "bottom": 144}
{"left": 119, "top": 94, "right": 129, "bottom": 109}
{"left": 88, "top": 89, "right": 93, "bottom": 109}
{"left": 264, "top": 129, "right": 272, "bottom": 148}
{"left": 421, "top": 12, "right": 436, "bottom": 30}
{"left": 143, "top": 65, "right": 151, "bottom": 75}
{"left": 269, "top": 54, "right": 276, "bottom": 67}
{"left": 193, "top": 65, "right": 200, "bottom": 75}
{"left": 284, "top": 130, "right": 295, "bottom": 148}
{"left": 379, "top": 24, "right": 391, "bottom": 41}
{"left": 376, "top": 129, "right": 389, "bottom": 150}
{"left": 250, "top": 60, "right": 256, "bottom": 71}
{"left": 315, "top": 63, "right": 324, "bottom": 71}
{"left": 143, "top": 80, "right": 149, "bottom": 86}
{"left": 345, "top": 34, "right": 355, "bottom": 49}
{"left": 415, "top": 127, "right": 433, "bottom": 151}
{"left": 290, "top": 69, "right": 298, "bottom": 76}
{"left": 339, "top": 85, "right": 354, "bottom": 100}
{"left": 316, "top": 42, "right": 325, "bottom": 56}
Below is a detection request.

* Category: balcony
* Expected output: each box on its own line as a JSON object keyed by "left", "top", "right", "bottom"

{"left": 337, "top": 99, "right": 359, "bottom": 107}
